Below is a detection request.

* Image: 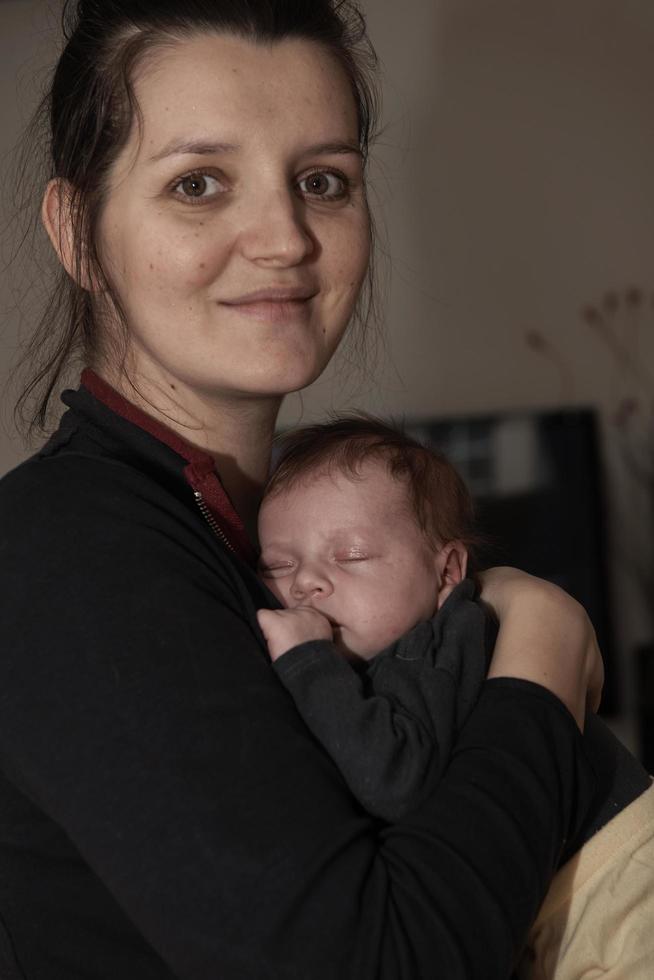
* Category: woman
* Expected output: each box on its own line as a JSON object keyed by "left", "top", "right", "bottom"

{"left": 0, "top": 2, "right": 600, "bottom": 978}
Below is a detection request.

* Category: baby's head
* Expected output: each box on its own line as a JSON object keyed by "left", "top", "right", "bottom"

{"left": 258, "top": 417, "right": 479, "bottom": 660}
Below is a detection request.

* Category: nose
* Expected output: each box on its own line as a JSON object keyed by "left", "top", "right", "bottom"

{"left": 289, "top": 563, "right": 334, "bottom": 603}
{"left": 238, "top": 188, "right": 315, "bottom": 268}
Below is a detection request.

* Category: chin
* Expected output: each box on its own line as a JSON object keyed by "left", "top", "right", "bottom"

{"left": 251, "top": 359, "right": 335, "bottom": 397}
{"left": 255, "top": 328, "right": 346, "bottom": 394}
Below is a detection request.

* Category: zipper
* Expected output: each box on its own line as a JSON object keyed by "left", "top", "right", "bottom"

{"left": 193, "top": 489, "right": 235, "bottom": 553}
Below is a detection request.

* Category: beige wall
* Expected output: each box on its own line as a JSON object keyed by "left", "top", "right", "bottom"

{"left": 2, "top": 0, "right": 653, "bottom": 735}
{"left": 0, "top": 0, "right": 59, "bottom": 470}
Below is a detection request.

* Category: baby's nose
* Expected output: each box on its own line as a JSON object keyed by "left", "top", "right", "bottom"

{"left": 290, "top": 565, "right": 333, "bottom": 602}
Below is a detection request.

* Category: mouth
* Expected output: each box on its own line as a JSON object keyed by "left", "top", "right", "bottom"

{"left": 223, "top": 286, "right": 318, "bottom": 304}
{"left": 221, "top": 299, "right": 312, "bottom": 324}
{"left": 220, "top": 286, "right": 318, "bottom": 323}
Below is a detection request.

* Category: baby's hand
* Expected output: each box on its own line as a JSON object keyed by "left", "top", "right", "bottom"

{"left": 257, "top": 607, "right": 333, "bottom": 662}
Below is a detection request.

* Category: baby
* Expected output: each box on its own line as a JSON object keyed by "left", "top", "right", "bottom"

{"left": 257, "top": 416, "right": 654, "bottom": 980}
{"left": 257, "top": 415, "right": 494, "bottom": 821}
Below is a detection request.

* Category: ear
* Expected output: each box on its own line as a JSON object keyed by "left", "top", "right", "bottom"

{"left": 42, "top": 178, "right": 75, "bottom": 275}
{"left": 434, "top": 540, "right": 468, "bottom": 609}
{"left": 41, "top": 178, "right": 96, "bottom": 291}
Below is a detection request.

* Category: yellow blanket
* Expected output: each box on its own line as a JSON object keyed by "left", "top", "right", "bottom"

{"left": 518, "top": 779, "right": 654, "bottom": 979}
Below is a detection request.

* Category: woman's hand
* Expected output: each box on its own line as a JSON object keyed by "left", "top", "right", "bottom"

{"left": 479, "top": 567, "right": 604, "bottom": 729}
{"left": 257, "top": 606, "right": 333, "bottom": 662}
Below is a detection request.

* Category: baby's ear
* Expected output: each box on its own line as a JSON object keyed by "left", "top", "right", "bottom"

{"left": 435, "top": 541, "right": 468, "bottom": 609}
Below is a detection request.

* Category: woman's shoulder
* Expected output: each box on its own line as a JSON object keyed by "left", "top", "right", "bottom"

{"left": 2, "top": 392, "right": 193, "bottom": 508}
{"left": 2, "top": 396, "right": 200, "bottom": 518}
{"left": 0, "top": 408, "right": 264, "bottom": 607}
{"left": 0, "top": 443, "right": 262, "bottom": 642}
{"left": 0, "top": 444, "right": 171, "bottom": 539}
{"left": 0, "top": 436, "right": 235, "bottom": 597}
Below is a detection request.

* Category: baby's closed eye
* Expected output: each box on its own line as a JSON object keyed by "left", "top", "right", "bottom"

{"left": 258, "top": 559, "right": 295, "bottom": 578}
{"left": 334, "top": 550, "right": 372, "bottom": 563}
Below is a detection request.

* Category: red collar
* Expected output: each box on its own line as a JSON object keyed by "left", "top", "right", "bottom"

{"left": 81, "top": 369, "right": 256, "bottom": 565}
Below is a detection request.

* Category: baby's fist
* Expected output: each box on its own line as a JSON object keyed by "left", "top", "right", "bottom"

{"left": 257, "top": 606, "right": 333, "bottom": 662}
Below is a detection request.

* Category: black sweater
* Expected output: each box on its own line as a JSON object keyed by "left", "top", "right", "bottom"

{"left": 0, "top": 376, "right": 596, "bottom": 980}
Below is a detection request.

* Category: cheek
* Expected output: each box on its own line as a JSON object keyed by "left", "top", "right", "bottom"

{"left": 176, "top": 220, "right": 233, "bottom": 289}
{"left": 319, "top": 210, "right": 370, "bottom": 294}
{"left": 105, "top": 211, "right": 227, "bottom": 296}
{"left": 146, "top": 223, "right": 224, "bottom": 290}
{"left": 344, "top": 591, "right": 411, "bottom": 657}
{"left": 377, "top": 566, "right": 437, "bottom": 627}
{"left": 402, "top": 569, "right": 439, "bottom": 620}
{"left": 348, "top": 580, "right": 396, "bottom": 629}
{"left": 349, "top": 205, "right": 372, "bottom": 280}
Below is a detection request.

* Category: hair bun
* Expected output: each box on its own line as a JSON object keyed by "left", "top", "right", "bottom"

{"left": 63, "top": 0, "right": 127, "bottom": 34}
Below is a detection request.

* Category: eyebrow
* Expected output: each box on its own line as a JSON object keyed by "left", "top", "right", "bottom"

{"left": 148, "top": 138, "right": 362, "bottom": 163}
{"left": 148, "top": 140, "right": 239, "bottom": 162}
{"left": 307, "top": 141, "right": 363, "bottom": 159}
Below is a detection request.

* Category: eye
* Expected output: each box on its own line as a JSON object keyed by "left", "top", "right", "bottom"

{"left": 258, "top": 560, "right": 294, "bottom": 579}
{"left": 172, "top": 171, "right": 225, "bottom": 203}
{"left": 297, "top": 169, "right": 349, "bottom": 201}
{"left": 336, "top": 552, "right": 369, "bottom": 563}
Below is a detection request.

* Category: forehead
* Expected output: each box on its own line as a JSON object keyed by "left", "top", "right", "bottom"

{"left": 261, "top": 459, "right": 412, "bottom": 528}
{"left": 132, "top": 32, "right": 359, "bottom": 155}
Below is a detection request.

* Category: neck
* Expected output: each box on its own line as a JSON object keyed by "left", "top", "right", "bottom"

{"left": 203, "top": 401, "right": 280, "bottom": 542}
{"left": 99, "top": 365, "right": 281, "bottom": 539}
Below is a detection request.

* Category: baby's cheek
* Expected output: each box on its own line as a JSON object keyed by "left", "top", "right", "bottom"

{"left": 362, "top": 605, "right": 411, "bottom": 653}
{"left": 375, "top": 599, "right": 426, "bottom": 647}
{"left": 381, "top": 614, "right": 409, "bottom": 645}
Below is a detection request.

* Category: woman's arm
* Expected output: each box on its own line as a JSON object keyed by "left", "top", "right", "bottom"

{"left": 0, "top": 460, "right": 596, "bottom": 979}
{"left": 480, "top": 566, "right": 604, "bottom": 727}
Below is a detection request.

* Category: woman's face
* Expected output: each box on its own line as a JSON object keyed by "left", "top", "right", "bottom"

{"left": 96, "top": 33, "right": 370, "bottom": 405}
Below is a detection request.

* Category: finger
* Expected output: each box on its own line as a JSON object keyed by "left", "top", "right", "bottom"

{"left": 256, "top": 608, "right": 277, "bottom": 634}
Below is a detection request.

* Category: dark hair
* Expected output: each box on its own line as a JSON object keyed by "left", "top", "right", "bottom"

{"left": 12, "top": 0, "right": 380, "bottom": 437}
{"left": 264, "top": 415, "right": 484, "bottom": 562}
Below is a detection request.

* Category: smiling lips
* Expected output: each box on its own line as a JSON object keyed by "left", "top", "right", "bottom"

{"left": 221, "top": 286, "right": 317, "bottom": 323}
